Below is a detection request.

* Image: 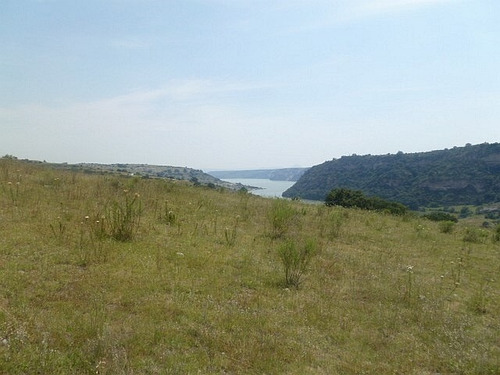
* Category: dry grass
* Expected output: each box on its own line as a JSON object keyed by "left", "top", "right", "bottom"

{"left": 0, "top": 159, "right": 499, "bottom": 374}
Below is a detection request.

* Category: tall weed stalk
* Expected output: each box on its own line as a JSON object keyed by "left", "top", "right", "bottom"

{"left": 108, "top": 190, "right": 142, "bottom": 241}
{"left": 278, "top": 239, "right": 317, "bottom": 288}
{"left": 224, "top": 215, "right": 240, "bottom": 246}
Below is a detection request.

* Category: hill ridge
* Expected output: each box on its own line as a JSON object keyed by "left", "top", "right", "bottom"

{"left": 283, "top": 143, "right": 500, "bottom": 208}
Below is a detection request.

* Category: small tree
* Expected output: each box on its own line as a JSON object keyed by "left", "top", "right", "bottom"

{"left": 438, "top": 221, "right": 456, "bottom": 234}
{"left": 325, "top": 188, "right": 366, "bottom": 208}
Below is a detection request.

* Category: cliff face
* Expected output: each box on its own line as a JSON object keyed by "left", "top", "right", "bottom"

{"left": 283, "top": 143, "right": 500, "bottom": 209}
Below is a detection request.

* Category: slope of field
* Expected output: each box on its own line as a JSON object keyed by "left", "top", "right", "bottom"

{"left": 51, "top": 161, "right": 243, "bottom": 190}
{"left": 0, "top": 159, "right": 499, "bottom": 374}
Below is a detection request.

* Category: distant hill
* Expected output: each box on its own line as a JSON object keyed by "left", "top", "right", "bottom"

{"left": 208, "top": 168, "right": 308, "bottom": 181}
{"left": 49, "top": 162, "right": 248, "bottom": 190}
{"left": 283, "top": 143, "right": 500, "bottom": 209}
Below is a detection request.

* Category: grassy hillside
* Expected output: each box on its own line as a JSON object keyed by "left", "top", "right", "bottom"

{"left": 50, "top": 161, "right": 243, "bottom": 190}
{"left": 283, "top": 142, "right": 500, "bottom": 208}
{"left": 1, "top": 159, "right": 499, "bottom": 374}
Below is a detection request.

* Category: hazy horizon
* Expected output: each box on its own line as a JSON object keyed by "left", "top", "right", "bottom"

{"left": 2, "top": 1, "right": 499, "bottom": 170}
{"left": 6, "top": 141, "right": 495, "bottom": 173}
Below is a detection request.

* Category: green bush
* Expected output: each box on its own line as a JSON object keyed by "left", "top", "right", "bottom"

{"left": 460, "top": 206, "right": 472, "bottom": 218}
{"left": 494, "top": 224, "right": 500, "bottom": 242}
{"left": 424, "top": 211, "right": 458, "bottom": 222}
{"left": 267, "top": 199, "right": 298, "bottom": 239}
{"left": 438, "top": 220, "right": 455, "bottom": 234}
{"left": 463, "top": 227, "right": 488, "bottom": 244}
{"left": 325, "top": 188, "right": 365, "bottom": 208}
{"left": 325, "top": 188, "right": 408, "bottom": 215}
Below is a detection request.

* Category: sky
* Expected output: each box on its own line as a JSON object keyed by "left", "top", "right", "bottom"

{"left": 1, "top": 0, "right": 499, "bottom": 170}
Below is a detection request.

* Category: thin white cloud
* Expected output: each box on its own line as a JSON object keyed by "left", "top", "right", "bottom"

{"left": 109, "top": 79, "right": 274, "bottom": 104}
{"left": 276, "top": 0, "right": 460, "bottom": 32}
{"left": 353, "top": 0, "right": 457, "bottom": 16}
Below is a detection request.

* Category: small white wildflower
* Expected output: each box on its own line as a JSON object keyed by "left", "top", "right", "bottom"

{"left": 85, "top": 215, "right": 90, "bottom": 220}
{"left": 176, "top": 252, "right": 184, "bottom": 257}
{"left": 406, "top": 265, "right": 414, "bottom": 272}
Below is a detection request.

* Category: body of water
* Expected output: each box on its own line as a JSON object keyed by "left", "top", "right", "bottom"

{"left": 223, "top": 178, "right": 296, "bottom": 198}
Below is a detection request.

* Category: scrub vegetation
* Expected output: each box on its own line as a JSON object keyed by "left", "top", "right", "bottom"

{"left": 0, "top": 159, "right": 499, "bottom": 374}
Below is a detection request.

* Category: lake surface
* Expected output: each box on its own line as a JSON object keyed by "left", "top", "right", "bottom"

{"left": 222, "top": 178, "right": 296, "bottom": 198}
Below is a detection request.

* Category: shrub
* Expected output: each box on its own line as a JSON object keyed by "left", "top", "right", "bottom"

{"left": 325, "top": 188, "right": 408, "bottom": 215}
{"left": 424, "top": 211, "right": 458, "bottom": 222}
{"left": 267, "top": 199, "right": 298, "bottom": 239}
{"left": 463, "top": 227, "right": 488, "bottom": 244}
{"left": 460, "top": 206, "right": 471, "bottom": 218}
{"left": 494, "top": 224, "right": 500, "bottom": 242}
{"left": 278, "top": 239, "right": 317, "bottom": 288}
{"left": 438, "top": 220, "right": 455, "bottom": 234}
{"left": 325, "top": 188, "right": 366, "bottom": 208}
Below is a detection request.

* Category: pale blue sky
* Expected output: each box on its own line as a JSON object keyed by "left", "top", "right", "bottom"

{"left": 1, "top": 0, "right": 499, "bottom": 170}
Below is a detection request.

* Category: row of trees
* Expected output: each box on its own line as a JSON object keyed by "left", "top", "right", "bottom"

{"left": 325, "top": 188, "right": 408, "bottom": 215}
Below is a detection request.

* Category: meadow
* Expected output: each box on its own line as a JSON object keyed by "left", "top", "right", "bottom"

{"left": 0, "top": 159, "right": 498, "bottom": 374}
